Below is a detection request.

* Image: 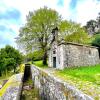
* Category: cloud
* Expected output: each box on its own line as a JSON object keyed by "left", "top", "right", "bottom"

{"left": 0, "top": 0, "right": 100, "bottom": 49}
{"left": 0, "top": 8, "right": 21, "bottom": 21}
{"left": 75, "top": 0, "right": 100, "bottom": 25}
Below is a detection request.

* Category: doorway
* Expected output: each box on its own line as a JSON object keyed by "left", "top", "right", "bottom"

{"left": 53, "top": 57, "right": 56, "bottom": 68}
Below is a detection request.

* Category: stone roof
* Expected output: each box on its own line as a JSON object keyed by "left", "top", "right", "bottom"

{"left": 58, "top": 42, "right": 98, "bottom": 49}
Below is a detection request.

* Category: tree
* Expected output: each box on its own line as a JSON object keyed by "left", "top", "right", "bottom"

{"left": 85, "top": 20, "right": 97, "bottom": 35}
{"left": 16, "top": 7, "right": 61, "bottom": 65}
{"left": 96, "top": 12, "right": 100, "bottom": 32}
{"left": 85, "top": 13, "right": 100, "bottom": 35}
{"left": 59, "top": 20, "right": 89, "bottom": 44}
{"left": 0, "top": 45, "right": 23, "bottom": 75}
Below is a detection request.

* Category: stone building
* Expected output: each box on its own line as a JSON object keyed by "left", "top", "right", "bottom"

{"left": 48, "top": 28, "right": 100, "bottom": 69}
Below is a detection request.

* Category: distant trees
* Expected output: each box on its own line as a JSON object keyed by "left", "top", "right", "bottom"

{"left": 85, "top": 13, "right": 100, "bottom": 35}
{"left": 59, "top": 20, "right": 88, "bottom": 44}
{"left": 0, "top": 45, "right": 23, "bottom": 76}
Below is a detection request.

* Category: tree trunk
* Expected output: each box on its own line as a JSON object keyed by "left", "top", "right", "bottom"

{"left": 0, "top": 70, "right": 2, "bottom": 76}
{"left": 98, "top": 48, "right": 100, "bottom": 58}
{"left": 43, "top": 51, "right": 47, "bottom": 65}
{"left": 14, "top": 66, "right": 16, "bottom": 73}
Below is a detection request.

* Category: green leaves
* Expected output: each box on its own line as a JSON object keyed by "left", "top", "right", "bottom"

{"left": 59, "top": 20, "right": 88, "bottom": 44}
{"left": 0, "top": 45, "right": 23, "bottom": 76}
{"left": 92, "top": 34, "right": 100, "bottom": 47}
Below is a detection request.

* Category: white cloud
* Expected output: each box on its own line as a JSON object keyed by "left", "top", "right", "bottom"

{"left": 76, "top": 0, "right": 100, "bottom": 25}
{"left": 0, "top": 0, "right": 72, "bottom": 23}
{"left": 0, "top": 0, "right": 100, "bottom": 48}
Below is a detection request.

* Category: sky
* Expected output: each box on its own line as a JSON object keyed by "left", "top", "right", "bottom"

{"left": 0, "top": 0, "right": 100, "bottom": 49}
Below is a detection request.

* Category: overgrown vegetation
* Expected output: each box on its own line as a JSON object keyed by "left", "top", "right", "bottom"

{"left": 21, "top": 76, "right": 39, "bottom": 100}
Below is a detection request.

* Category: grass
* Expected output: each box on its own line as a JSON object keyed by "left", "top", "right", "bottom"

{"left": 33, "top": 60, "right": 100, "bottom": 85}
{"left": 55, "top": 65, "right": 100, "bottom": 85}
{"left": 54, "top": 65, "right": 100, "bottom": 99}
{"left": 33, "top": 60, "right": 48, "bottom": 68}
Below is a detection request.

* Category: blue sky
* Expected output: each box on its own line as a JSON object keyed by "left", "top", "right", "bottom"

{"left": 0, "top": 0, "right": 100, "bottom": 48}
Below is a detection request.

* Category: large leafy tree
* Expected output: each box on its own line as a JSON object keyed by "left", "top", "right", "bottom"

{"left": 0, "top": 45, "right": 23, "bottom": 76}
{"left": 16, "top": 7, "right": 61, "bottom": 65}
{"left": 59, "top": 20, "right": 88, "bottom": 44}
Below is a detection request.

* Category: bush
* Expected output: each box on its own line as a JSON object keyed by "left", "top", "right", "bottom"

{"left": 0, "top": 45, "right": 23, "bottom": 76}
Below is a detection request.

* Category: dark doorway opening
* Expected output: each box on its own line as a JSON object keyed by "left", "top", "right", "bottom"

{"left": 53, "top": 57, "right": 56, "bottom": 68}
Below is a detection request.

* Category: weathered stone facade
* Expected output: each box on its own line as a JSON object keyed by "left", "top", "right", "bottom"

{"left": 48, "top": 42, "right": 100, "bottom": 69}
{"left": 31, "top": 65, "right": 93, "bottom": 100}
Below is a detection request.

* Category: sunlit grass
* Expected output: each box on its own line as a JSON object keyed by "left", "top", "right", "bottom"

{"left": 55, "top": 65, "right": 100, "bottom": 85}
{"left": 54, "top": 65, "right": 100, "bottom": 99}
{"left": 33, "top": 60, "right": 48, "bottom": 68}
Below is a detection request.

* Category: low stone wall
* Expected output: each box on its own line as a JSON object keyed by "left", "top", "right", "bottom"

{"left": 31, "top": 65, "right": 94, "bottom": 100}
{"left": 0, "top": 73, "right": 24, "bottom": 100}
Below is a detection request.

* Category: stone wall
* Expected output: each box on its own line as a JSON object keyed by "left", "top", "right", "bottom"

{"left": 0, "top": 73, "right": 24, "bottom": 100}
{"left": 31, "top": 65, "right": 94, "bottom": 100}
{"left": 64, "top": 44, "right": 100, "bottom": 68}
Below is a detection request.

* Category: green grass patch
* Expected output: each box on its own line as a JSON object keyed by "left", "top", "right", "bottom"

{"left": 55, "top": 64, "right": 100, "bottom": 85}
{"left": 54, "top": 65, "right": 100, "bottom": 99}
{"left": 33, "top": 60, "right": 48, "bottom": 68}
